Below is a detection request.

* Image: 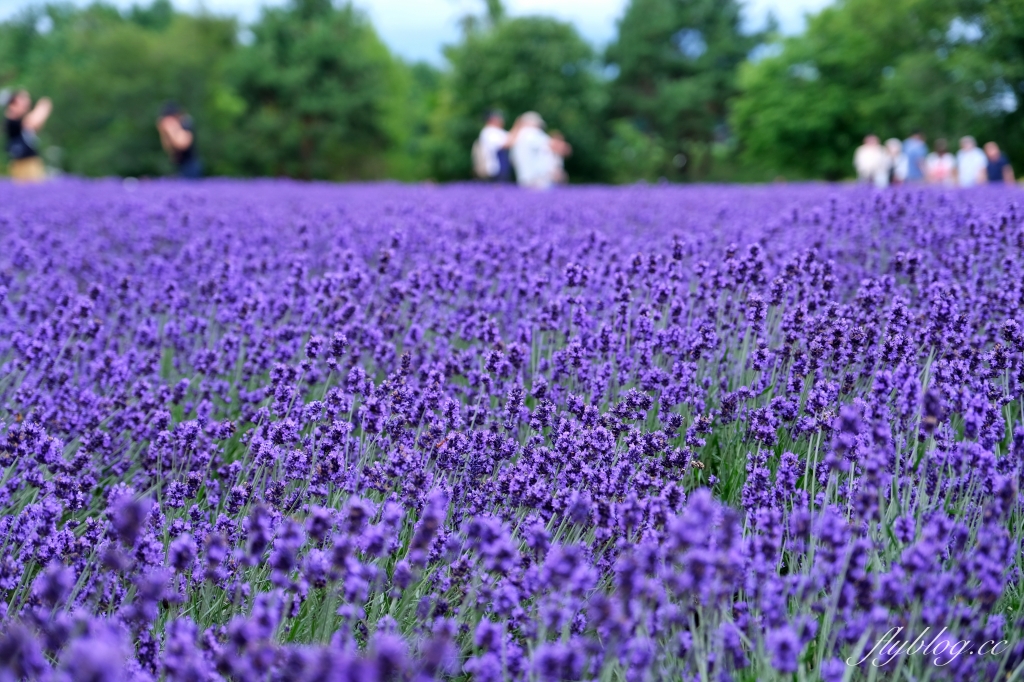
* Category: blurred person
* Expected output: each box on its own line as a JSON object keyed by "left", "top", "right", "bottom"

{"left": 885, "top": 138, "right": 907, "bottom": 185}
{"left": 955, "top": 136, "right": 987, "bottom": 188}
{"left": 902, "top": 131, "right": 927, "bottom": 183}
{"left": 549, "top": 130, "right": 572, "bottom": 184}
{"left": 509, "top": 111, "right": 559, "bottom": 189}
{"left": 472, "top": 110, "right": 512, "bottom": 183}
{"left": 925, "top": 138, "right": 956, "bottom": 186}
{"left": 157, "top": 102, "right": 201, "bottom": 179}
{"left": 3, "top": 88, "right": 52, "bottom": 182}
{"left": 854, "top": 134, "right": 890, "bottom": 188}
{"left": 983, "top": 141, "right": 1014, "bottom": 185}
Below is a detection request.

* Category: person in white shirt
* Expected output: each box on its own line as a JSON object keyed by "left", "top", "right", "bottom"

{"left": 471, "top": 110, "right": 511, "bottom": 182}
{"left": 509, "top": 111, "right": 561, "bottom": 189}
{"left": 925, "top": 138, "right": 956, "bottom": 186}
{"left": 956, "top": 135, "right": 987, "bottom": 188}
{"left": 853, "top": 134, "right": 891, "bottom": 188}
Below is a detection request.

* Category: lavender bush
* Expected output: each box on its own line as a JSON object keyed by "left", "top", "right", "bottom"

{"left": 1, "top": 179, "right": 1023, "bottom": 681}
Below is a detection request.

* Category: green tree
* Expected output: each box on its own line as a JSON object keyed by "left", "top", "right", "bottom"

{"left": 605, "top": 118, "right": 669, "bottom": 183}
{"left": 730, "top": 0, "right": 984, "bottom": 180}
{"left": 605, "top": 0, "right": 761, "bottom": 180}
{"left": 0, "top": 5, "right": 59, "bottom": 85}
{"left": 1, "top": 2, "right": 238, "bottom": 177}
{"left": 223, "top": 0, "right": 399, "bottom": 180}
{"left": 127, "top": 0, "right": 173, "bottom": 31}
{"left": 428, "top": 13, "right": 608, "bottom": 182}
{"left": 386, "top": 60, "right": 442, "bottom": 181}
{"left": 958, "top": 0, "right": 1024, "bottom": 170}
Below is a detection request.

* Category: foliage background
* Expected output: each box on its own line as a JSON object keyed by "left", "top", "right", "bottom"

{"left": 1, "top": 0, "right": 1023, "bottom": 182}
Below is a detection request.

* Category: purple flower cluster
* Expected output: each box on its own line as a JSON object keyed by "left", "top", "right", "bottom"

{"left": 1, "top": 179, "right": 1023, "bottom": 680}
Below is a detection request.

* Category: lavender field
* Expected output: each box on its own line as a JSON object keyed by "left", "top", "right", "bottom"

{"left": 2, "top": 180, "right": 1024, "bottom": 681}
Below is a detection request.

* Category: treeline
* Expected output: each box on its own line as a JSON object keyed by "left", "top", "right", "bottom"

{"left": 2, "top": 0, "right": 1022, "bottom": 182}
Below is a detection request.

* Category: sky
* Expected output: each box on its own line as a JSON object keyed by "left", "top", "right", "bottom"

{"left": 0, "top": 0, "right": 835, "bottom": 63}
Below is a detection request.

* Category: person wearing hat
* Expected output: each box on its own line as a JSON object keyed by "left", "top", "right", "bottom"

{"left": 3, "top": 89, "right": 52, "bottom": 183}
{"left": 156, "top": 101, "right": 201, "bottom": 179}
{"left": 509, "top": 111, "right": 564, "bottom": 189}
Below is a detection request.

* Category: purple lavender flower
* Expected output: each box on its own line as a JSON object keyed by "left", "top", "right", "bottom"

{"left": 765, "top": 625, "right": 801, "bottom": 673}
{"left": 109, "top": 495, "right": 153, "bottom": 547}
{"left": 1, "top": 181, "right": 1022, "bottom": 680}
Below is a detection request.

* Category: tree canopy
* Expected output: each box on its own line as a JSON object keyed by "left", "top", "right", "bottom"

{"left": 730, "top": 0, "right": 1021, "bottom": 179}
{"left": 223, "top": 0, "right": 399, "bottom": 180}
{"left": 605, "top": 0, "right": 762, "bottom": 180}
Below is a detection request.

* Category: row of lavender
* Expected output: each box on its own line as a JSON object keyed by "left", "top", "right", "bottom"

{"left": 1, "top": 180, "right": 1022, "bottom": 681}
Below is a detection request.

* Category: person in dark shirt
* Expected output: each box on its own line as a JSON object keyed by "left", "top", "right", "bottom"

{"left": 984, "top": 141, "right": 1015, "bottom": 186}
{"left": 3, "top": 89, "right": 52, "bottom": 182}
{"left": 156, "top": 102, "right": 201, "bottom": 179}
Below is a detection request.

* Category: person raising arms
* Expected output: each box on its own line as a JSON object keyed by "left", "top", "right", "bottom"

{"left": 156, "top": 102, "right": 202, "bottom": 179}
{"left": 3, "top": 89, "right": 52, "bottom": 183}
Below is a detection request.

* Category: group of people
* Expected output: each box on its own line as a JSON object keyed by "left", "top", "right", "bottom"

{"left": 3, "top": 88, "right": 200, "bottom": 182}
{"left": 8, "top": 86, "right": 1019, "bottom": 191}
{"left": 855, "top": 132, "right": 1015, "bottom": 188}
{"left": 472, "top": 110, "right": 571, "bottom": 189}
